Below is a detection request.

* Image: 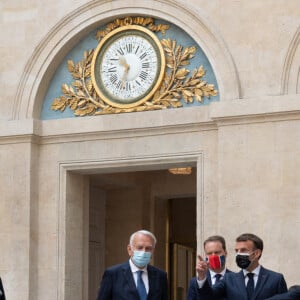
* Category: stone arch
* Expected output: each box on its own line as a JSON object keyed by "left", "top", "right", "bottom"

{"left": 13, "top": 0, "right": 241, "bottom": 120}
{"left": 281, "top": 26, "right": 300, "bottom": 94}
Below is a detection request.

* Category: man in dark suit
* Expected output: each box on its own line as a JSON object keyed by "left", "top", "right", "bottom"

{"left": 96, "top": 229, "right": 168, "bottom": 300}
{"left": 188, "top": 233, "right": 287, "bottom": 300}
{"left": 0, "top": 277, "right": 5, "bottom": 300}
{"left": 187, "top": 235, "right": 232, "bottom": 300}
{"left": 264, "top": 285, "right": 300, "bottom": 300}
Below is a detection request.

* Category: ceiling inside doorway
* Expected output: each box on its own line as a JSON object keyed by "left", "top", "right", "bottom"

{"left": 89, "top": 168, "right": 196, "bottom": 193}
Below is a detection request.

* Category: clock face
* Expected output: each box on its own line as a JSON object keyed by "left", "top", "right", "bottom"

{"left": 91, "top": 25, "right": 165, "bottom": 108}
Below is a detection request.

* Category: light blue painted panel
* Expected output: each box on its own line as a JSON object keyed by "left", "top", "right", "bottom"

{"left": 41, "top": 19, "right": 219, "bottom": 120}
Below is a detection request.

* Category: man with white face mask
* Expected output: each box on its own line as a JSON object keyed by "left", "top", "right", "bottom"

{"left": 96, "top": 230, "right": 168, "bottom": 300}
{"left": 190, "top": 233, "right": 288, "bottom": 300}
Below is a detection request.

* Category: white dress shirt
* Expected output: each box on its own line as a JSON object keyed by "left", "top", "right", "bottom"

{"left": 243, "top": 265, "right": 261, "bottom": 287}
{"left": 129, "top": 259, "right": 149, "bottom": 293}
{"left": 197, "top": 268, "right": 227, "bottom": 288}
{"left": 209, "top": 269, "right": 227, "bottom": 285}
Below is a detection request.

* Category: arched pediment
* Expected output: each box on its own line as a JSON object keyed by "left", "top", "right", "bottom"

{"left": 281, "top": 26, "right": 300, "bottom": 94}
{"left": 13, "top": 0, "right": 241, "bottom": 120}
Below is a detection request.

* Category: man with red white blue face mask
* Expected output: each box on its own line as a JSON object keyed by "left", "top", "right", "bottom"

{"left": 188, "top": 233, "right": 288, "bottom": 300}
{"left": 187, "top": 235, "right": 232, "bottom": 300}
{"left": 96, "top": 229, "right": 168, "bottom": 300}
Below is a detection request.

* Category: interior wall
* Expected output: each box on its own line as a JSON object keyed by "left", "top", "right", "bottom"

{"left": 169, "top": 197, "right": 196, "bottom": 249}
{"left": 89, "top": 169, "right": 197, "bottom": 269}
{"left": 105, "top": 187, "right": 146, "bottom": 266}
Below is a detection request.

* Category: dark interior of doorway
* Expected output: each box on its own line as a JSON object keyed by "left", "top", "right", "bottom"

{"left": 88, "top": 168, "right": 196, "bottom": 300}
{"left": 168, "top": 197, "right": 196, "bottom": 300}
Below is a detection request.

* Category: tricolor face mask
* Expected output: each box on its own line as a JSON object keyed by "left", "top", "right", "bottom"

{"left": 206, "top": 254, "right": 226, "bottom": 271}
{"left": 132, "top": 250, "right": 152, "bottom": 268}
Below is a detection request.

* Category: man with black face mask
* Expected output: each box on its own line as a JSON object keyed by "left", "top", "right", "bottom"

{"left": 190, "top": 233, "right": 288, "bottom": 300}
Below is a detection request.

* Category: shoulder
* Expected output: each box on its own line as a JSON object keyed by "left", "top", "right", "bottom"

{"left": 225, "top": 269, "right": 243, "bottom": 277}
{"left": 189, "top": 276, "right": 199, "bottom": 284}
{"left": 223, "top": 269, "right": 243, "bottom": 282}
{"left": 147, "top": 264, "right": 167, "bottom": 276}
{"left": 105, "top": 261, "right": 130, "bottom": 273}
{"left": 260, "top": 266, "right": 285, "bottom": 278}
{"left": 290, "top": 286, "right": 300, "bottom": 296}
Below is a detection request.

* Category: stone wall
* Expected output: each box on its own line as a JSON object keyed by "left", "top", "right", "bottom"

{"left": 0, "top": 1, "right": 299, "bottom": 299}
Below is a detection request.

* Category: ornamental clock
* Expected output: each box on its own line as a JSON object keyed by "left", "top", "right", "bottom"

{"left": 91, "top": 25, "right": 166, "bottom": 108}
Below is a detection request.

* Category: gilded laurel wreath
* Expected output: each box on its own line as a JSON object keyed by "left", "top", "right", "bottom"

{"left": 51, "top": 17, "right": 218, "bottom": 116}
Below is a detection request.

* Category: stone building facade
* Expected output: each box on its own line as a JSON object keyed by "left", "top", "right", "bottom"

{"left": 0, "top": 1, "right": 299, "bottom": 299}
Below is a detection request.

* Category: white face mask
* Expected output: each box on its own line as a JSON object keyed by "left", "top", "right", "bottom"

{"left": 132, "top": 250, "right": 152, "bottom": 267}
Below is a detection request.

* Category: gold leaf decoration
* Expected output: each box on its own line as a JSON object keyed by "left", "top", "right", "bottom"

{"left": 51, "top": 17, "right": 218, "bottom": 116}
{"left": 96, "top": 16, "right": 170, "bottom": 42}
{"left": 151, "top": 40, "right": 218, "bottom": 107}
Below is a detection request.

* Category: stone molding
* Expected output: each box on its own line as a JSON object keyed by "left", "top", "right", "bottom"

{"left": 3, "top": 94, "right": 300, "bottom": 145}
{"left": 281, "top": 26, "right": 300, "bottom": 94}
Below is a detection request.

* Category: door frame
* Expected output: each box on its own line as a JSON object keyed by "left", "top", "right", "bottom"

{"left": 57, "top": 152, "right": 203, "bottom": 300}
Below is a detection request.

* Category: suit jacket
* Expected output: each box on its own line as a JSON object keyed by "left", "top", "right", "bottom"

{"left": 264, "top": 286, "right": 300, "bottom": 300}
{"left": 186, "top": 269, "right": 232, "bottom": 300}
{"left": 187, "top": 266, "right": 287, "bottom": 300}
{"left": 96, "top": 261, "right": 168, "bottom": 300}
{"left": 0, "top": 277, "right": 5, "bottom": 300}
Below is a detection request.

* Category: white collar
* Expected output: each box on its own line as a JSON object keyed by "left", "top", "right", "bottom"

{"left": 243, "top": 265, "right": 261, "bottom": 277}
{"left": 209, "top": 268, "right": 226, "bottom": 278}
{"left": 129, "top": 258, "right": 148, "bottom": 273}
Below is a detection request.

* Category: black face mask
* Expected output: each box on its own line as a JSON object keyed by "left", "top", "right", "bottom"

{"left": 236, "top": 253, "right": 251, "bottom": 269}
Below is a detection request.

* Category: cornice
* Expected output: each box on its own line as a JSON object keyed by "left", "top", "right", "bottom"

{"left": 0, "top": 107, "right": 216, "bottom": 145}
{"left": 2, "top": 95, "right": 300, "bottom": 145}
{"left": 210, "top": 94, "right": 300, "bottom": 126}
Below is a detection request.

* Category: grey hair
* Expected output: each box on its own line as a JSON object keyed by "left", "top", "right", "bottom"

{"left": 129, "top": 230, "right": 157, "bottom": 247}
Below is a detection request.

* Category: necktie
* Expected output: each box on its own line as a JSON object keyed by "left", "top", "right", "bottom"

{"left": 214, "top": 274, "right": 222, "bottom": 284}
{"left": 137, "top": 270, "right": 147, "bottom": 300}
{"left": 246, "top": 273, "right": 254, "bottom": 300}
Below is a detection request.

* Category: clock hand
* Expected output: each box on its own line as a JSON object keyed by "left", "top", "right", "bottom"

{"left": 121, "top": 67, "right": 130, "bottom": 89}
{"left": 119, "top": 56, "right": 130, "bottom": 70}
{"left": 119, "top": 56, "right": 130, "bottom": 88}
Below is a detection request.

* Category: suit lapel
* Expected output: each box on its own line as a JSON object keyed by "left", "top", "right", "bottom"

{"left": 253, "top": 267, "right": 268, "bottom": 299}
{"left": 122, "top": 263, "right": 140, "bottom": 299}
{"left": 236, "top": 270, "right": 248, "bottom": 299}
{"left": 207, "top": 271, "right": 213, "bottom": 286}
{"left": 147, "top": 266, "right": 155, "bottom": 299}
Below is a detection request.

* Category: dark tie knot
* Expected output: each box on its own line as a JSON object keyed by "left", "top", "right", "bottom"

{"left": 215, "top": 274, "right": 222, "bottom": 282}
{"left": 247, "top": 273, "right": 254, "bottom": 279}
{"left": 137, "top": 270, "right": 143, "bottom": 277}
